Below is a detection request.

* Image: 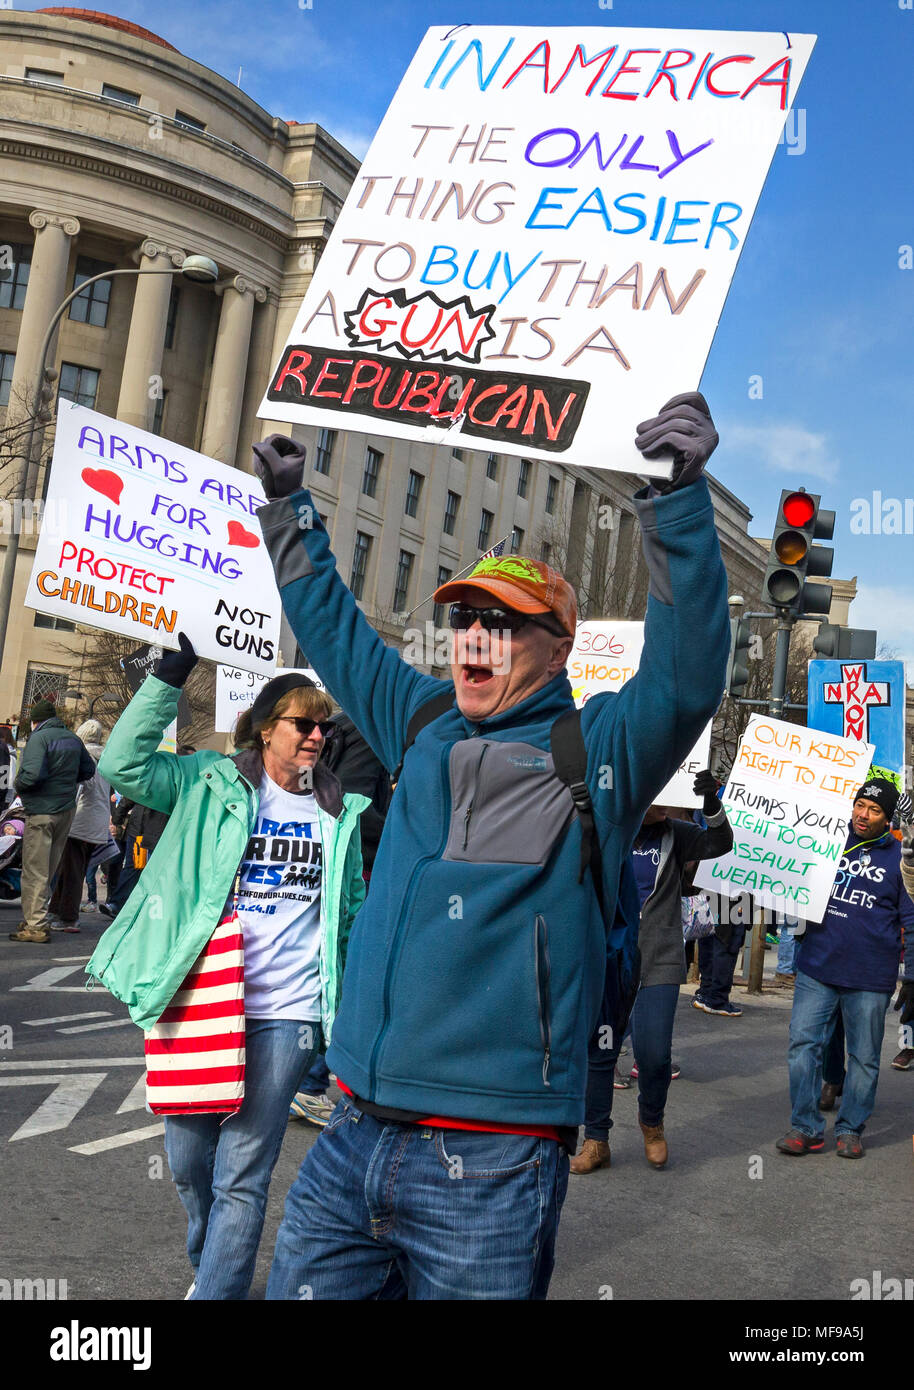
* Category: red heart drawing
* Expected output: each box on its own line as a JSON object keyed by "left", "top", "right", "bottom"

{"left": 227, "top": 520, "right": 260, "bottom": 548}
{"left": 81, "top": 468, "right": 123, "bottom": 505}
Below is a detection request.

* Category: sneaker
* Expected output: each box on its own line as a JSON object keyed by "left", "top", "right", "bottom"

{"left": 289, "top": 1091, "right": 334, "bottom": 1126}
{"left": 691, "top": 996, "right": 712, "bottom": 1014}
{"left": 50, "top": 920, "right": 80, "bottom": 933}
{"left": 82, "top": 901, "right": 99, "bottom": 913}
{"left": 776, "top": 1129, "right": 825, "bottom": 1155}
{"left": 892, "top": 1048, "right": 914, "bottom": 1071}
{"left": 8, "top": 926, "right": 51, "bottom": 943}
{"left": 765, "top": 934, "right": 780, "bottom": 947}
{"left": 630, "top": 1062, "right": 681, "bottom": 1080}
{"left": 98, "top": 902, "right": 116, "bottom": 919}
{"left": 836, "top": 1132, "right": 864, "bottom": 1159}
{"left": 700, "top": 1000, "right": 742, "bottom": 1017}
{"left": 613, "top": 1073, "right": 633, "bottom": 1090}
{"left": 569, "top": 1139, "right": 611, "bottom": 1175}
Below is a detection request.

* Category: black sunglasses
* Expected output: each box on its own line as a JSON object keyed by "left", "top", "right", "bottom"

{"left": 448, "top": 603, "right": 565, "bottom": 636}
{"left": 276, "top": 717, "right": 339, "bottom": 739}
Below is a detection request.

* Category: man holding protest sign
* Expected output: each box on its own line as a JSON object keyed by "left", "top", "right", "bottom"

{"left": 253, "top": 390, "right": 730, "bottom": 1301}
{"left": 777, "top": 778, "right": 914, "bottom": 1159}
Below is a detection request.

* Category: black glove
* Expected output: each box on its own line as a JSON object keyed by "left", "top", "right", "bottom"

{"left": 635, "top": 391, "right": 719, "bottom": 494}
{"left": 252, "top": 434, "right": 307, "bottom": 500}
{"left": 693, "top": 769, "right": 720, "bottom": 814}
{"left": 900, "top": 821, "right": 914, "bottom": 864}
{"left": 893, "top": 980, "right": 914, "bottom": 1026}
{"left": 154, "top": 632, "right": 198, "bottom": 689}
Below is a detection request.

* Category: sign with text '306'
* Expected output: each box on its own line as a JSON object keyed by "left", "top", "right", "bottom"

{"left": 25, "top": 404, "right": 282, "bottom": 676}
{"left": 262, "top": 24, "right": 814, "bottom": 473}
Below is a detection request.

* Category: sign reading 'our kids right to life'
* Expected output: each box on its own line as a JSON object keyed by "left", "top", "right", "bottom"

{"left": 262, "top": 25, "right": 815, "bottom": 474}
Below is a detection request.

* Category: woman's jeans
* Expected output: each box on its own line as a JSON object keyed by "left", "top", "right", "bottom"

{"left": 164, "top": 1017, "right": 320, "bottom": 1299}
{"left": 788, "top": 972, "right": 890, "bottom": 1138}
{"left": 583, "top": 982, "right": 680, "bottom": 1139}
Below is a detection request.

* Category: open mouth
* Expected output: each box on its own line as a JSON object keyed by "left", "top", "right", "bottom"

{"left": 461, "top": 665, "right": 494, "bottom": 687}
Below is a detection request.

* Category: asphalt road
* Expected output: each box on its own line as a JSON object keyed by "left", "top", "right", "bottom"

{"left": 1, "top": 899, "right": 911, "bottom": 1302}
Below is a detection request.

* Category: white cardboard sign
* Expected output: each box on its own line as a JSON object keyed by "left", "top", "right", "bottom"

{"left": 215, "top": 666, "right": 324, "bottom": 733}
{"left": 25, "top": 405, "right": 282, "bottom": 676}
{"left": 569, "top": 620, "right": 712, "bottom": 807}
{"left": 261, "top": 24, "right": 815, "bottom": 473}
{"left": 694, "top": 714, "right": 874, "bottom": 923}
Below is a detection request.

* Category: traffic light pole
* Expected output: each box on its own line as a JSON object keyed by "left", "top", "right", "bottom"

{"left": 768, "top": 611, "right": 795, "bottom": 719}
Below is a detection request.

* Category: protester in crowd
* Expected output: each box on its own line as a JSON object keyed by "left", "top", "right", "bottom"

{"left": 86, "top": 656, "right": 367, "bottom": 1299}
{"left": 572, "top": 773, "right": 732, "bottom": 1175}
{"left": 250, "top": 390, "right": 729, "bottom": 1301}
{"left": 290, "top": 711, "right": 392, "bottom": 1127}
{"left": 46, "top": 719, "right": 110, "bottom": 934}
{"left": 694, "top": 888, "right": 752, "bottom": 1018}
{"left": 777, "top": 778, "right": 914, "bottom": 1158}
{"left": 0, "top": 724, "right": 17, "bottom": 813}
{"left": 775, "top": 914, "right": 802, "bottom": 986}
{"left": 9, "top": 700, "right": 95, "bottom": 944}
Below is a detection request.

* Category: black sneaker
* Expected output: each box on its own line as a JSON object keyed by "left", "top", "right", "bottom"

{"left": 776, "top": 1129, "right": 825, "bottom": 1155}
{"left": 699, "top": 1000, "right": 742, "bottom": 1017}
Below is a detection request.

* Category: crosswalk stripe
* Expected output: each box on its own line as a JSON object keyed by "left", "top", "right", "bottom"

{"left": 69, "top": 1123, "right": 165, "bottom": 1155}
{"left": 58, "top": 1019, "right": 134, "bottom": 1035}
{"left": 0, "top": 1074, "right": 106, "bottom": 1141}
{"left": 116, "top": 1074, "right": 148, "bottom": 1114}
{"left": 23, "top": 1013, "right": 112, "bottom": 1026}
{"left": 0, "top": 1058, "right": 143, "bottom": 1070}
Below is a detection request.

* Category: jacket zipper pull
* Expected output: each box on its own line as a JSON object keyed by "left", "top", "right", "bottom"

{"left": 462, "top": 805, "right": 473, "bottom": 850}
{"left": 542, "top": 1048, "right": 551, "bottom": 1087}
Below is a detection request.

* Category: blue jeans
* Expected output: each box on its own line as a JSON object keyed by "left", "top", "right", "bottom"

{"left": 266, "top": 1102, "right": 569, "bottom": 1300}
{"left": 788, "top": 972, "right": 890, "bottom": 1138}
{"left": 299, "top": 1054, "right": 331, "bottom": 1096}
{"left": 164, "top": 1017, "right": 320, "bottom": 1299}
{"left": 698, "top": 928, "right": 745, "bottom": 1007}
{"left": 582, "top": 983, "right": 680, "bottom": 1137}
{"left": 777, "top": 920, "right": 800, "bottom": 976}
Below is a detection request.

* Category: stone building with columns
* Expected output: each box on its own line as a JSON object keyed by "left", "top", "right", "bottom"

{"left": 0, "top": 7, "right": 862, "bottom": 740}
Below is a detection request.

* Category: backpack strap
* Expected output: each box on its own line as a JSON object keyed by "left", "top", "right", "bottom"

{"left": 391, "top": 689, "right": 455, "bottom": 786}
{"left": 550, "top": 708, "right": 605, "bottom": 919}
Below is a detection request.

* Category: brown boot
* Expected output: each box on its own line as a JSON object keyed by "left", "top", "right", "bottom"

{"left": 570, "top": 1139, "right": 611, "bottom": 1174}
{"left": 774, "top": 973, "right": 795, "bottom": 988}
{"left": 639, "top": 1119, "right": 668, "bottom": 1168}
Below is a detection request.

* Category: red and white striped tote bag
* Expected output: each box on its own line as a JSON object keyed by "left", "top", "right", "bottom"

{"left": 144, "top": 914, "right": 245, "bottom": 1116}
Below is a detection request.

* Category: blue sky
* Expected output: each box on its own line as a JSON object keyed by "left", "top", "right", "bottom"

{"left": 42, "top": 1, "right": 914, "bottom": 667}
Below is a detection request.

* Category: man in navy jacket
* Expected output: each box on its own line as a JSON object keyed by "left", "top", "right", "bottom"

{"left": 255, "top": 392, "right": 729, "bottom": 1300}
{"left": 777, "top": 778, "right": 914, "bottom": 1159}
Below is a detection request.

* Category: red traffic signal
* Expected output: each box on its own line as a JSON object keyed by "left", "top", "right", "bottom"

{"left": 763, "top": 488, "right": 834, "bottom": 614}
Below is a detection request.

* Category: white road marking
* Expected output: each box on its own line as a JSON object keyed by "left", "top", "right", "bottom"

{"left": 69, "top": 1122, "right": 164, "bottom": 1155}
{"left": 0, "top": 1074, "right": 106, "bottom": 1141}
{"left": 23, "top": 1012, "right": 112, "bottom": 1027}
{"left": 12, "top": 962, "right": 108, "bottom": 994}
{"left": 116, "top": 1074, "right": 148, "bottom": 1114}
{"left": 52, "top": 956, "right": 92, "bottom": 963}
{"left": 58, "top": 1019, "right": 134, "bottom": 1034}
{"left": 0, "top": 1057, "right": 143, "bottom": 1070}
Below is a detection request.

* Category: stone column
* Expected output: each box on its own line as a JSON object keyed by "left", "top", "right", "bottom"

{"left": 235, "top": 292, "right": 279, "bottom": 470}
{"left": 5, "top": 210, "right": 81, "bottom": 435}
{"left": 200, "top": 275, "right": 266, "bottom": 464}
{"left": 115, "top": 239, "right": 184, "bottom": 431}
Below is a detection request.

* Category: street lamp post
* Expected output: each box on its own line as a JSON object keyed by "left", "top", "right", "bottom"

{"left": 0, "top": 254, "right": 219, "bottom": 680}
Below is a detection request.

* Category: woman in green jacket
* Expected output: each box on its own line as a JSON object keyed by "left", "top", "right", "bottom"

{"left": 87, "top": 638, "right": 367, "bottom": 1300}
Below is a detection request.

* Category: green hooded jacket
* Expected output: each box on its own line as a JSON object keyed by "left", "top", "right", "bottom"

{"left": 86, "top": 675, "right": 368, "bottom": 1040}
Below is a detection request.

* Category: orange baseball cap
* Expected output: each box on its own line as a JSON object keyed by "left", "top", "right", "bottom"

{"left": 433, "top": 555, "right": 577, "bottom": 636}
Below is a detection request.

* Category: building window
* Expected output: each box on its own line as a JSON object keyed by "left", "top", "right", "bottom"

{"left": 486, "top": 453, "right": 498, "bottom": 480}
{"left": 0, "top": 242, "right": 31, "bottom": 311}
{"left": 21, "top": 668, "right": 68, "bottom": 717}
{"left": 33, "top": 613, "right": 75, "bottom": 631}
{"left": 175, "top": 109, "right": 206, "bottom": 132}
{"left": 69, "top": 257, "right": 114, "bottom": 328}
{"left": 452, "top": 447, "right": 464, "bottom": 460}
{"left": 393, "top": 549, "right": 414, "bottom": 612}
{"left": 101, "top": 82, "right": 140, "bottom": 105}
{"left": 314, "top": 427, "right": 335, "bottom": 475}
{"left": 540, "top": 541, "right": 552, "bottom": 564}
{"left": 152, "top": 390, "right": 168, "bottom": 436}
{"left": 58, "top": 363, "right": 100, "bottom": 409}
{"left": 0, "top": 352, "right": 15, "bottom": 408}
{"left": 511, "top": 526, "right": 525, "bottom": 553}
{"left": 25, "top": 68, "right": 65, "bottom": 83}
{"left": 443, "top": 490, "right": 460, "bottom": 536}
{"left": 350, "top": 531, "right": 372, "bottom": 600}
{"left": 362, "top": 446, "right": 382, "bottom": 498}
{"left": 478, "top": 508, "right": 493, "bottom": 552}
{"left": 517, "top": 458, "right": 531, "bottom": 498}
{"left": 546, "top": 476, "right": 558, "bottom": 514}
{"left": 164, "top": 286, "right": 180, "bottom": 350}
{"left": 404, "top": 469, "right": 423, "bottom": 518}
{"left": 432, "top": 566, "right": 452, "bottom": 628}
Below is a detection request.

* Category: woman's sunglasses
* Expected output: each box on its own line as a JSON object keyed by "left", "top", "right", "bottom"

{"left": 276, "top": 717, "right": 339, "bottom": 739}
{"left": 448, "top": 603, "right": 564, "bottom": 636}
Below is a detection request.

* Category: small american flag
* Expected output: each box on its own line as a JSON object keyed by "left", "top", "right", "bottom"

{"left": 478, "top": 536, "right": 508, "bottom": 561}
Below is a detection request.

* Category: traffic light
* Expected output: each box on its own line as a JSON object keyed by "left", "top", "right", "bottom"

{"left": 725, "top": 616, "right": 753, "bottom": 696}
{"left": 762, "top": 488, "right": 835, "bottom": 616}
{"left": 812, "top": 624, "right": 878, "bottom": 660}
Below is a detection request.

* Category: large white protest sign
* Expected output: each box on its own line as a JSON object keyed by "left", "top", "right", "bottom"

{"left": 25, "top": 405, "right": 282, "bottom": 676}
{"left": 215, "top": 666, "right": 324, "bottom": 734}
{"left": 261, "top": 24, "right": 814, "bottom": 473}
{"left": 569, "top": 620, "right": 712, "bottom": 807}
{"left": 694, "top": 715, "right": 874, "bottom": 923}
